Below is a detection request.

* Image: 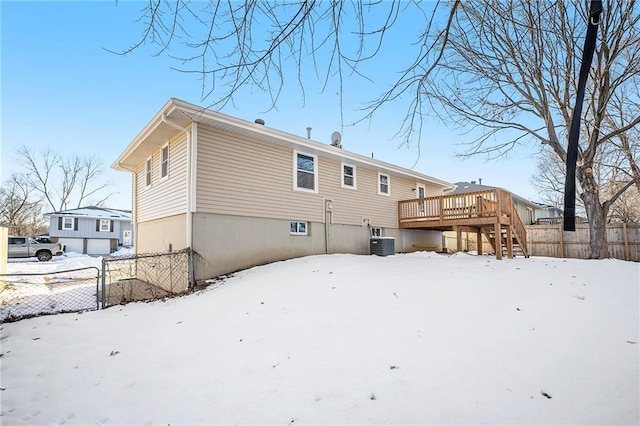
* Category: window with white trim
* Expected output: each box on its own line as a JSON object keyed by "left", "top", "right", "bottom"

{"left": 341, "top": 163, "right": 356, "bottom": 189}
{"left": 161, "top": 144, "right": 169, "bottom": 179}
{"left": 146, "top": 157, "right": 152, "bottom": 186}
{"left": 99, "top": 219, "right": 111, "bottom": 232}
{"left": 294, "top": 152, "right": 317, "bottom": 192}
{"left": 371, "top": 227, "right": 382, "bottom": 237}
{"left": 63, "top": 217, "right": 74, "bottom": 230}
{"left": 290, "top": 221, "right": 308, "bottom": 235}
{"left": 378, "top": 173, "right": 390, "bottom": 195}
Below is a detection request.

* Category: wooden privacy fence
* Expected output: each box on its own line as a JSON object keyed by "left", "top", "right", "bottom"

{"left": 525, "top": 223, "right": 640, "bottom": 261}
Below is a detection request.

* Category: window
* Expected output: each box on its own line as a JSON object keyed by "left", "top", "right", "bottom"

{"left": 371, "top": 227, "right": 382, "bottom": 238}
{"left": 99, "top": 219, "right": 111, "bottom": 232}
{"left": 294, "top": 151, "right": 317, "bottom": 192}
{"left": 161, "top": 144, "right": 169, "bottom": 179}
{"left": 378, "top": 173, "right": 390, "bottom": 195}
{"left": 146, "top": 157, "right": 152, "bottom": 186}
{"left": 9, "top": 237, "right": 26, "bottom": 245}
{"left": 63, "top": 217, "right": 74, "bottom": 230}
{"left": 290, "top": 221, "right": 308, "bottom": 235}
{"left": 341, "top": 163, "right": 356, "bottom": 189}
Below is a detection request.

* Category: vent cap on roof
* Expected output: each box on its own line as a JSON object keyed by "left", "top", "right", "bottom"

{"left": 255, "top": 118, "right": 265, "bottom": 125}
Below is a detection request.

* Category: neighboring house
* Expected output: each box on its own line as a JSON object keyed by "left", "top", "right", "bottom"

{"left": 112, "top": 98, "right": 454, "bottom": 280}
{"left": 533, "top": 203, "right": 564, "bottom": 225}
{"left": 45, "top": 207, "right": 133, "bottom": 255}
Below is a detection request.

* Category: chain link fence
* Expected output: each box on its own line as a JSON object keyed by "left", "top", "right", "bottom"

{"left": 0, "top": 267, "right": 101, "bottom": 322}
{"left": 101, "top": 248, "right": 193, "bottom": 307}
{"left": 1, "top": 248, "right": 195, "bottom": 322}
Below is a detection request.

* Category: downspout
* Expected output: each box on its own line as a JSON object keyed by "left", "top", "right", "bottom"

{"left": 116, "top": 161, "right": 138, "bottom": 254}
{"left": 161, "top": 114, "right": 194, "bottom": 249}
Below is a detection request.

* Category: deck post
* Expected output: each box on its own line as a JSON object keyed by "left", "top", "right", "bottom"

{"left": 495, "top": 222, "right": 502, "bottom": 260}
{"left": 454, "top": 226, "right": 463, "bottom": 252}
{"left": 506, "top": 225, "right": 513, "bottom": 259}
{"left": 476, "top": 228, "right": 483, "bottom": 255}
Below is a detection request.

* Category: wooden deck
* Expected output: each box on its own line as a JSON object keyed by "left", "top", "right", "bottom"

{"left": 398, "top": 189, "right": 528, "bottom": 259}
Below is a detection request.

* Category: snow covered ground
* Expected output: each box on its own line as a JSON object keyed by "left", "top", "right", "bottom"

{"left": 1, "top": 252, "right": 638, "bottom": 425}
{"left": 1, "top": 249, "right": 134, "bottom": 320}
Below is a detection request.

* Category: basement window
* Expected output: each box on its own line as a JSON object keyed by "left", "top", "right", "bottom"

{"left": 371, "top": 227, "right": 382, "bottom": 237}
{"left": 290, "top": 221, "right": 308, "bottom": 235}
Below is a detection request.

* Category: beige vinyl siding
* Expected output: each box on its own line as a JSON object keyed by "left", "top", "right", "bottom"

{"left": 318, "top": 157, "right": 442, "bottom": 228}
{"left": 196, "top": 126, "right": 323, "bottom": 222}
{"left": 196, "top": 125, "right": 445, "bottom": 227}
{"left": 135, "top": 133, "right": 188, "bottom": 223}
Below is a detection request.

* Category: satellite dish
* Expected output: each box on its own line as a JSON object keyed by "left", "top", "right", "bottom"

{"left": 331, "top": 131, "right": 342, "bottom": 147}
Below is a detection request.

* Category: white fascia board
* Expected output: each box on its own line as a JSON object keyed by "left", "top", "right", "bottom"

{"left": 112, "top": 99, "right": 180, "bottom": 171}
{"left": 170, "top": 99, "right": 455, "bottom": 190}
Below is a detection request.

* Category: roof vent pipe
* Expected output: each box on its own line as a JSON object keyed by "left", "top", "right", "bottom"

{"left": 255, "top": 118, "right": 265, "bottom": 125}
{"left": 306, "top": 127, "right": 312, "bottom": 139}
{"left": 479, "top": 178, "right": 482, "bottom": 185}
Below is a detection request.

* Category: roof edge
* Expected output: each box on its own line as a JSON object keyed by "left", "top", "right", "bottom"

{"left": 114, "top": 98, "right": 455, "bottom": 189}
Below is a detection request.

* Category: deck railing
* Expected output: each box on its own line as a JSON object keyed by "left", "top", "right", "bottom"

{"left": 398, "top": 189, "right": 510, "bottom": 223}
{"left": 398, "top": 188, "right": 528, "bottom": 257}
{"left": 506, "top": 199, "right": 528, "bottom": 249}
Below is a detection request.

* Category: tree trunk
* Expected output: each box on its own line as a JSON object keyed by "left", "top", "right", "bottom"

{"left": 579, "top": 169, "right": 610, "bottom": 259}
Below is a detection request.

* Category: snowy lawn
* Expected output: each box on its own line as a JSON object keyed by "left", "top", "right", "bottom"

{"left": 1, "top": 249, "right": 134, "bottom": 321}
{"left": 1, "top": 252, "right": 638, "bottom": 425}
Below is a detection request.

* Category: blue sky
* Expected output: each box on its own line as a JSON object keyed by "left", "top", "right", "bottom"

{"left": 1, "top": 1, "right": 541, "bottom": 210}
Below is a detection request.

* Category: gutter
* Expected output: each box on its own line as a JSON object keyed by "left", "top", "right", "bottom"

{"left": 161, "top": 113, "right": 195, "bottom": 249}
{"left": 170, "top": 98, "right": 455, "bottom": 190}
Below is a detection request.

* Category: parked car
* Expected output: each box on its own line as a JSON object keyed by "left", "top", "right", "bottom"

{"left": 7, "top": 236, "right": 65, "bottom": 261}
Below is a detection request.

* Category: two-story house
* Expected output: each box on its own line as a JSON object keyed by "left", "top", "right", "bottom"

{"left": 45, "top": 206, "right": 133, "bottom": 255}
{"left": 113, "top": 98, "right": 455, "bottom": 280}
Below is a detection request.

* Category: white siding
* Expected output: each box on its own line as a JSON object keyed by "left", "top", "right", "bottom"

{"left": 135, "top": 133, "right": 188, "bottom": 223}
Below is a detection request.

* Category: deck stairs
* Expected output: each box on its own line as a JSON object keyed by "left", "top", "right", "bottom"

{"left": 483, "top": 227, "right": 529, "bottom": 258}
{"left": 398, "top": 188, "right": 530, "bottom": 259}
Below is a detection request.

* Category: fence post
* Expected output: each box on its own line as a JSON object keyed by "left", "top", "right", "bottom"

{"left": 558, "top": 224, "right": 564, "bottom": 258}
{"left": 101, "top": 258, "right": 106, "bottom": 308}
{"left": 95, "top": 269, "right": 100, "bottom": 311}
{"left": 622, "top": 223, "right": 630, "bottom": 261}
{"left": 188, "top": 248, "right": 195, "bottom": 289}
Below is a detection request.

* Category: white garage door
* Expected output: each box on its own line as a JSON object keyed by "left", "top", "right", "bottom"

{"left": 59, "top": 238, "right": 83, "bottom": 254}
{"left": 87, "top": 239, "right": 111, "bottom": 255}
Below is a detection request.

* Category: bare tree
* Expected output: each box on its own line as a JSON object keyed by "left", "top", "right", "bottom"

{"left": 17, "top": 146, "right": 114, "bottom": 212}
{"left": 117, "top": 0, "right": 640, "bottom": 258}
{"left": 533, "top": 137, "right": 640, "bottom": 224}
{"left": 0, "top": 174, "right": 46, "bottom": 235}
{"left": 416, "top": 1, "right": 640, "bottom": 258}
